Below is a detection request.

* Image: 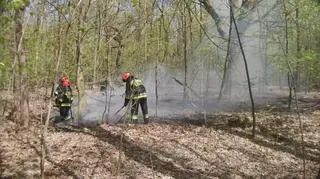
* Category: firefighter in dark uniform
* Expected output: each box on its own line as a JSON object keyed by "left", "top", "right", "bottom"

{"left": 54, "top": 75, "right": 73, "bottom": 121}
{"left": 122, "top": 72, "right": 149, "bottom": 124}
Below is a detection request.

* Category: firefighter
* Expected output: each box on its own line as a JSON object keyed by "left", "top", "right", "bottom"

{"left": 54, "top": 75, "right": 73, "bottom": 121}
{"left": 122, "top": 72, "right": 149, "bottom": 124}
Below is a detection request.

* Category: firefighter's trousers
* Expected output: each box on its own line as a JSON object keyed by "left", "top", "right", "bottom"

{"left": 131, "top": 97, "right": 148, "bottom": 123}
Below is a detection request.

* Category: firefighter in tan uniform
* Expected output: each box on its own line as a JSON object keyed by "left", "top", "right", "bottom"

{"left": 122, "top": 72, "right": 149, "bottom": 124}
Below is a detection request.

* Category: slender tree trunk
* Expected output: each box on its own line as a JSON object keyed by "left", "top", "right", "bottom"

{"left": 258, "top": 14, "right": 264, "bottom": 95}
{"left": 14, "top": 7, "right": 29, "bottom": 127}
{"left": 201, "top": 53, "right": 209, "bottom": 124}
{"left": 115, "top": 45, "right": 122, "bottom": 74}
{"left": 283, "top": 0, "right": 292, "bottom": 109}
{"left": 188, "top": 2, "right": 193, "bottom": 43}
{"left": 106, "top": 46, "right": 112, "bottom": 123}
{"left": 204, "top": 56, "right": 210, "bottom": 124}
{"left": 75, "top": 0, "right": 92, "bottom": 121}
{"left": 40, "top": 107, "right": 45, "bottom": 179}
{"left": 144, "top": 0, "right": 148, "bottom": 72}
{"left": 159, "top": 1, "right": 169, "bottom": 64}
{"left": 295, "top": 3, "right": 301, "bottom": 91}
{"left": 218, "top": 7, "right": 233, "bottom": 100}
{"left": 93, "top": 1, "right": 101, "bottom": 83}
{"left": 288, "top": 73, "right": 292, "bottom": 109}
{"left": 183, "top": 3, "right": 188, "bottom": 103}
{"left": 113, "top": 27, "right": 123, "bottom": 75}
{"left": 199, "top": 2, "right": 203, "bottom": 42}
{"left": 34, "top": 7, "right": 41, "bottom": 87}
{"left": 231, "top": 6, "right": 256, "bottom": 138}
{"left": 155, "top": 18, "right": 161, "bottom": 119}
{"left": 102, "top": 43, "right": 112, "bottom": 123}
{"left": 264, "top": 21, "right": 269, "bottom": 89}
{"left": 76, "top": 3, "right": 86, "bottom": 121}
{"left": 11, "top": 48, "right": 17, "bottom": 93}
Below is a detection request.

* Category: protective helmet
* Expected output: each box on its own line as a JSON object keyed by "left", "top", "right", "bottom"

{"left": 59, "top": 75, "right": 68, "bottom": 82}
{"left": 59, "top": 75, "right": 71, "bottom": 87}
{"left": 122, "top": 72, "right": 131, "bottom": 82}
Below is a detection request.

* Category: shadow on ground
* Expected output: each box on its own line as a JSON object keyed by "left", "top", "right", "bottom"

{"left": 55, "top": 123, "right": 257, "bottom": 178}
{"left": 153, "top": 113, "right": 320, "bottom": 163}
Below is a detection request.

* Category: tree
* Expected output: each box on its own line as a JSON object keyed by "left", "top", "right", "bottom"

{"left": 199, "top": 0, "right": 279, "bottom": 98}
{"left": 230, "top": 2, "right": 257, "bottom": 137}
{"left": 12, "top": 0, "right": 30, "bottom": 127}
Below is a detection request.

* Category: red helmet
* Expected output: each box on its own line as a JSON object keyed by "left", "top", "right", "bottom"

{"left": 122, "top": 72, "right": 131, "bottom": 82}
{"left": 59, "top": 75, "right": 71, "bottom": 87}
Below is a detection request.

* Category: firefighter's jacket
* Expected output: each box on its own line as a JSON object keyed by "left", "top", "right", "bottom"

{"left": 54, "top": 84, "right": 73, "bottom": 107}
{"left": 124, "top": 77, "right": 147, "bottom": 106}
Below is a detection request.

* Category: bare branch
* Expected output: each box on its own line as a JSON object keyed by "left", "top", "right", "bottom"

{"left": 45, "top": 0, "right": 71, "bottom": 27}
{"left": 184, "top": 0, "right": 226, "bottom": 50}
{"left": 250, "top": 0, "right": 280, "bottom": 25}
{"left": 198, "top": 0, "right": 226, "bottom": 38}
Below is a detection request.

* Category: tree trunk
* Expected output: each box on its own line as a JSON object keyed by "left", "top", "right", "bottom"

{"left": 115, "top": 44, "right": 122, "bottom": 75}
{"left": 113, "top": 28, "right": 123, "bottom": 76}
{"left": 93, "top": 1, "right": 101, "bottom": 83}
{"left": 144, "top": 0, "right": 148, "bottom": 72}
{"left": 231, "top": 5, "right": 256, "bottom": 138}
{"left": 283, "top": 0, "right": 293, "bottom": 110}
{"left": 264, "top": 21, "right": 269, "bottom": 89}
{"left": 14, "top": 7, "right": 29, "bottom": 127}
{"left": 183, "top": 3, "right": 188, "bottom": 103}
{"left": 200, "top": 0, "right": 278, "bottom": 99}
{"left": 223, "top": 19, "right": 251, "bottom": 97}
{"left": 75, "top": 2, "right": 86, "bottom": 121}
{"left": 295, "top": 4, "right": 301, "bottom": 91}
{"left": 155, "top": 20, "right": 160, "bottom": 119}
{"left": 199, "top": 2, "right": 203, "bottom": 43}
{"left": 218, "top": 7, "right": 233, "bottom": 100}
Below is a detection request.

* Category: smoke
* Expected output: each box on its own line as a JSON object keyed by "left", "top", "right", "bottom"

{"left": 66, "top": 59, "right": 283, "bottom": 126}
{"left": 198, "top": 0, "right": 285, "bottom": 100}
{"left": 64, "top": 64, "right": 218, "bottom": 125}
{"left": 60, "top": 0, "right": 287, "bottom": 125}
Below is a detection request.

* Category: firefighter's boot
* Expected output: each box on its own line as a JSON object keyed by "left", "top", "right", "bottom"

{"left": 132, "top": 115, "right": 138, "bottom": 124}
{"left": 143, "top": 114, "right": 149, "bottom": 124}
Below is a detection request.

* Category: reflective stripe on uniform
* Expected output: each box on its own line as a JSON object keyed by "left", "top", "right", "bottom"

{"left": 132, "top": 92, "right": 147, "bottom": 99}
{"left": 60, "top": 103, "right": 71, "bottom": 107}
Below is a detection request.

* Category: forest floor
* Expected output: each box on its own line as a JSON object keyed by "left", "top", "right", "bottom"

{"left": 0, "top": 89, "right": 320, "bottom": 179}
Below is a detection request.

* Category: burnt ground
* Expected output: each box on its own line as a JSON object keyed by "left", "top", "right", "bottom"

{"left": 0, "top": 90, "right": 320, "bottom": 179}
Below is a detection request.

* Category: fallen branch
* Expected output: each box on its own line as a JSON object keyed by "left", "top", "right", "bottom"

{"left": 172, "top": 77, "right": 201, "bottom": 99}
